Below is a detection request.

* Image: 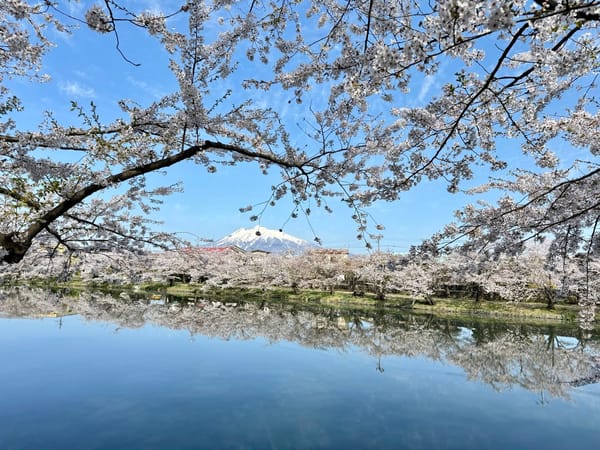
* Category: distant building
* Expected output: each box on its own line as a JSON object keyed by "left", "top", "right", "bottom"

{"left": 308, "top": 248, "right": 350, "bottom": 261}
{"left": 182, "top": 245, "right": 246, "bottom": 256}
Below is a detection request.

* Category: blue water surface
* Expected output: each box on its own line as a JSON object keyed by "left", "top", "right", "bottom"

{"left": 0, "top": 314, "right": 599, "bottom": 450}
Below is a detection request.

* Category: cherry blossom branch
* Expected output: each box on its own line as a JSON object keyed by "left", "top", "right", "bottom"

{"left": 400, "top": 24, "right": 528, "bottom": 188}
{"left": 0, "top": 139, "right": 305, "bottom": 263}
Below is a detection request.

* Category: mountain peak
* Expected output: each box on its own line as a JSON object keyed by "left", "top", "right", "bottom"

{"left": 215, "top": 226, "right": 312, "bottom": 254}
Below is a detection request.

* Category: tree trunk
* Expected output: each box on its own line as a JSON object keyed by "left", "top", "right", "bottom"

{"left": 0, "top": 233, "right": 32, "bottom": 264}
{"left": 474, "top": 283, "right": 482, "bottom": 303}
{"left": 544, "top": 286, "right": 556, "bottom": 309}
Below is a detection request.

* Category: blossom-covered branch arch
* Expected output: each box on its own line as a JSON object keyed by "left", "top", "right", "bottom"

{"left": 0, "top": 0, "right": 598, "bottom": 267}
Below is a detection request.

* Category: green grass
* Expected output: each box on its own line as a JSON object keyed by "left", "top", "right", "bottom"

{"left": 409, "top": 297, "right": 578, "bottom": 323}
{"left": 9, "top": 280, "right": 591, "bottom": 326}
{"left": 161, "top": 285, "right": 583, "bottom": 323}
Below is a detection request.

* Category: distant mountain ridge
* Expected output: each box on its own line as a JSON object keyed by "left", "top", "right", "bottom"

{"left": 215, "top": 226, "right": 313, "bottom": 254}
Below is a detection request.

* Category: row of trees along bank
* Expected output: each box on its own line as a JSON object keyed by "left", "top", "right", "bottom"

{"left": 0, "top": 2, "right": 598, "bottom": 311}
{"left": 3, "top": 242, "right": 597, "bottom": 329}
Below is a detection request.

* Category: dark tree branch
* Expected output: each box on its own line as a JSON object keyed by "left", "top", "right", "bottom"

{"left": 402, "top": 23, "right": 529, "bottom": 187}
{"left": 0, "top": 139, "right": 301, "bottom": 263}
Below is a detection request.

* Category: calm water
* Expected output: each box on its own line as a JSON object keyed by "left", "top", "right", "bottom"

{"left": 1, "top": 288, "right": 599, "bottom": 449}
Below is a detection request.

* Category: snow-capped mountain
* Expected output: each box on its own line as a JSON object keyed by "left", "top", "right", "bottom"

{"left": 215, "top": 226, "right": 313, "bottom": 254}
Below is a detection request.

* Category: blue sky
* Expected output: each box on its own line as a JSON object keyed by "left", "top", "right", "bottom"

{"left": 7, "top": 2, "right": 516, "bottom": 253}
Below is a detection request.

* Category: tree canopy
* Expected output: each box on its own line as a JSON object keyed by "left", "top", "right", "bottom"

{"left": 0, "top": 0, "right": 598, "bottom": 266}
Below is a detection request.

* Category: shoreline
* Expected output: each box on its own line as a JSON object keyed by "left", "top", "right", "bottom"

{"left": 12, "top": 279, "right": 593, "bottom": 327}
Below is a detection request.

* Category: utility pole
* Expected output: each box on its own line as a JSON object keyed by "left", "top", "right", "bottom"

{"left": 369, "top": 234, "right": 383, "bottom": 252}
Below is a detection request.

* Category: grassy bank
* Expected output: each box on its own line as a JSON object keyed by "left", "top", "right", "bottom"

{"left": 17, "top": 279, "right": 587, "bottom": 325}
{"left": 165, "top": 284, "right": 580, "bottom": 323}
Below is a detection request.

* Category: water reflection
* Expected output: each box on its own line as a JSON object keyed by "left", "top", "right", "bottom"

{"left": 1, "top": 286, "right": 599, "bottom": 400}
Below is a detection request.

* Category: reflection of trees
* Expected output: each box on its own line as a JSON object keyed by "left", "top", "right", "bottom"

{"left": 448, "top": 331, "right": 595, "bottom": 398}
{"left": 1, "top": 287, "right": 599, "bottom": 399}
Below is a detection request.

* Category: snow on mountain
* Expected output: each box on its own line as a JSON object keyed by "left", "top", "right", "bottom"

{"left": 215, "top": 226, "right": 313, "bottom": 254}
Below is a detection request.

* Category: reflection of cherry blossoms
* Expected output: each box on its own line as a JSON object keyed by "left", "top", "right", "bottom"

{"left": 2, "top": 287, "right": 598, "bottom": 399}
{"left": 448, "top": 330, "right": 598, "bottom": 399}
{"left": 1, "top": 1, "right": 599, "bottom": 280}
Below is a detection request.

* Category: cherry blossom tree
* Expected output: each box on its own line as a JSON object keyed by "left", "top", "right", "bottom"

{"left": 0, "top": 0, "right": 598, "bottom": 285}
{"left": 352, "top": 252, "right": 387, "bottom": 299}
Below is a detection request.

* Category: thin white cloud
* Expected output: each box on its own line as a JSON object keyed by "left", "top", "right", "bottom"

{"left": 59, "top": 80, "right": 96, "bottom": 98}
{"left": 127, "top": 76, "right": 168, "bottom": 100}
{"left": 416, "top": 74, "right": 436, "bottom": 104}
{"left": 74, "top": 70, "right": 91, "bottom": 79}
{"left": 414, "top": 60, "right": 450, "bottom": 105}
{"left": 66, "top": 1, "right": 86, "bottom": 17}
{"left": 130, "top": 0, "right": 174, "bottom": 14}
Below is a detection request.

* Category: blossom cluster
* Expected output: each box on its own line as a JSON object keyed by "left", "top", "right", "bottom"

{"left": 0, "top": 0, "right": 598, "bottom": 277}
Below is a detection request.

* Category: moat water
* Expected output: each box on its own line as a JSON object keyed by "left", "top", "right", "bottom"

{"left": 1, "top": 288, "right": 599, "bottom": 449}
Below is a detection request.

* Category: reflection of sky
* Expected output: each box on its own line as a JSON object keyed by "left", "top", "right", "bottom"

{"left": 1, "top": 315, "right": 599, "bottom": 449}
{"left": 456, "top": 325, "right": 473, "bottom": 342}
